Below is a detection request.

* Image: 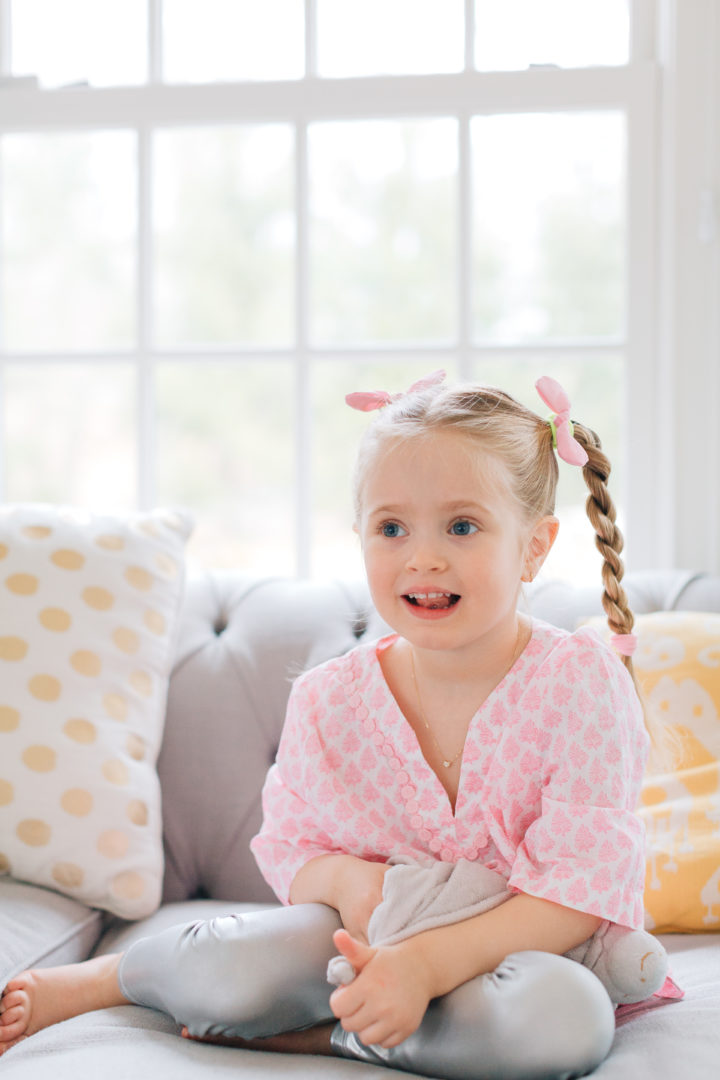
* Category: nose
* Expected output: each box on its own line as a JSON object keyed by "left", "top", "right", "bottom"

{"left": 405, "top": 536, "right": 448, "bottom": 574}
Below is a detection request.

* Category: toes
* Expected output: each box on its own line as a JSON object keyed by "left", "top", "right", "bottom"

{"left": 1, "top": 989, "right": 28, "bottom": 1015}
{"left": 0, "top": 1016, "right": 28, "bottom": 1043}
{"left": 0, "top": 1006, "right": 24, "bottom": 1027}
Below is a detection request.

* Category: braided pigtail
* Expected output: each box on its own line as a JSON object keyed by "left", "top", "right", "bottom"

{"left": 572, "top": 423, "right": 635, "bottom": 676}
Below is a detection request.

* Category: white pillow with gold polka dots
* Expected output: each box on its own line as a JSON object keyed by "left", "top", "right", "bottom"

{"left": 0, "top": 504, "right": 192, "bottom": 919}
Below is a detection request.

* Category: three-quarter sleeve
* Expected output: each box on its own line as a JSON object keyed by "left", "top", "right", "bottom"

{"left": 250, "top": 670, "right": 343, "bottom": 904}
{"left": 507, "top": 631, "right": 650, "bottom": 929}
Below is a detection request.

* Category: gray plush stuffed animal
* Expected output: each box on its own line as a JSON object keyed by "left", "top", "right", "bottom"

{"left": 327, "top": 856, "right": 673, "bottom": 1006}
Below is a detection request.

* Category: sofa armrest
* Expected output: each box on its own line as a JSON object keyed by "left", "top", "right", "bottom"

{"left": 0, "top": 878, "right": 103, "bottom": 987}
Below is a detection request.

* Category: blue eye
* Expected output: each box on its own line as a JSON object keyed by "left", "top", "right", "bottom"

{"left": 450, "top": 519, "right": 478, "bottom": 536}
{"left": 380, "top": 522, "right": 407, "bottom": 538}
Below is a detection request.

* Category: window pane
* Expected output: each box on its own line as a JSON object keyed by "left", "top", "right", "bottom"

{"left": 475, "top": 0, "right": 629, "bottom": 71}
{"left": 163, "top": 0, "right": 304, "bottom": 83}
{"left": 155, "top": 361, "right": 295, "bottom": 573}
{"left": 310, "top": 120, "right": 457, "bottom": 345}
{"left": 317, "top": 0, "right": 464, "bottom": 77}
{"left": 4, "top": 363, "right": 136, "bottom": 506}
{"left": 471, "top": 112, "right": 625, "bottom": 343}
{"left": 11, "top": 0, "right": 146, "bottom": 87}
{"left": 310, "top": 358, "right": 460, "bottom": 577}
{"left": 153, "top": 126, "right": 295, "bottom": 348}
{"left": 468, "top": 353, "right": 624, "bottom": 585}
{"left": 2, "top": 132, "right": 136, "bottom": 351}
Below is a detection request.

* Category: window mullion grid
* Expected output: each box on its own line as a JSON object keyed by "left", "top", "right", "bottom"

{"left": 137, "top": 123, "right": 156, "bottom": 511}
{"left": 458, "top": 109, "right": 472, "bottom": 380}
{"left": 464, "top": 0, "right": 475, "bottom": 72}
{"left": 295, "top": 117, "right": 312, "bottom": 577}
{"left": 0, "top": 0, "right": 10, "bottom": 77}
{"left": 305, "top": 0, "right": 317, "bottom": 78}
{"left": 148, "top": 0, "right": 164, "bottom": 84}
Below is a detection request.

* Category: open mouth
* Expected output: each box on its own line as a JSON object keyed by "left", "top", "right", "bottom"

{"left": 404, "top": 591, "right": 461, "bottom": 611}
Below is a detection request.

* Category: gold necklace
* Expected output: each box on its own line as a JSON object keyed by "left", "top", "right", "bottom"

{"left": 409, "top": 650, "right": 465, "bottom": 769}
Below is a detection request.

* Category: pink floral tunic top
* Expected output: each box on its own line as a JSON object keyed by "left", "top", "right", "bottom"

{"left": 251, "top": 619, "right": 649, "bottom": 929}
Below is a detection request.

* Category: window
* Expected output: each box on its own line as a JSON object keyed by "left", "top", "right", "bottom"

{"left": 1, "top": 2, "right": 715, "bottom": 580}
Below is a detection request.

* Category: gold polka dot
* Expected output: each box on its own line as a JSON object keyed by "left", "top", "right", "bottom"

{"left": 154, "top": 553, "right": 178, "bottom": 579}
{"left": 126, "top": 734, "right": 146, "bottom": 761}
{"left": 61, "top": 788, "right": 93, "bottom": 816}
{"left": 138, "top": 520, "right": 161, "bottom": 539}
{"left": 111, "top": 870, "right": 145, "bottom": 901}
{"left": 0, "top": 853, "right": 10, "bottom": 873}
{"left": 144, "top": 609, "right": 166, "bottom": 636}
{"left": 0, "top": 636, "right": 29, "bottom": 661}
{"left": 693, "top": 703, "right": 703, "bottom": 717}
{"left": 22, "top": 745, "right": 57, "bottom": 772}
{"left": 29, "top": 674, "right": 61, "bottom": 701}
{"left": 71, "top": 650, "right": 102, "bottom": 677}
{"left": 63, "top": 717, "right": 96, "bottom": 744}
{"left": 162, "top": 511, "right": 187, "bottom": 533}
{"left": 51, "top": 549, "right": 85, "bottom": 571}
{"left": 39, "top": 607, "right": 72, "bottom": 632}
{"left": 95, "top": 534, "right": 125, "bottom": 551}
{"left": 113, "top": 627, "right": 140, "bottom": 654}
{"left": 22, "top": 525, "right": 52, "bottom": 540}
{"left": 17, "top": 819, "right": 51, "bottom": 846}
{"left": 52, "top": 863, "right": 84, "bottom": 889}
{"left": 125, "top": 566, "right": 153, "bottom": 591}
{"left": 127, "top": 799, "right": 149, "bottom": 826}
{"left": 102, "top": 758, "right": 129, "bottom": 786}
{"left": 129, "top": 670, "right": 153, "bottom": 698}
{"left": 5, "top": 572, "right": 39, "bottom": 596}
{"left": 0, "top": 705, "right": 20, "bottom": 732}
{"left": 97, "top": 829, "right": 130, "bottom": 858}
{"left": 82, "top": 586, "right": 115, "bottom": 611}
{"left": 0, "top": 779, "right": 14, "bottom": 806}
{"left": 103, "top": 693, "right": 128, "bottom": 722}
{"left": 0, "top": 544, "right": 8, "bottom": 559}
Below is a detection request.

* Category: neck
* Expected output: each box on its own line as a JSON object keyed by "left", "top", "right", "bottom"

{"left": 408, "top": 611, "right": 528, "bottom": 690}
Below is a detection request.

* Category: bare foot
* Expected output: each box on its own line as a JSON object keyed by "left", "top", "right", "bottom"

{"left": 181, "top": 1021, "right": 336, "bottom": 1055}
{"left": 0, "top": 954, "right": 128, "bottom": 1055}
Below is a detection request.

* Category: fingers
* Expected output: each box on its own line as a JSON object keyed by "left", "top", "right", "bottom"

{"left": 332, "top": 928, "right": 376, "bottom": 973}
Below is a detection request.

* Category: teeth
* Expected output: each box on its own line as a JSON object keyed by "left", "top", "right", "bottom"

{"left": 407, "top": 592, "right": 450, "bottom": 599}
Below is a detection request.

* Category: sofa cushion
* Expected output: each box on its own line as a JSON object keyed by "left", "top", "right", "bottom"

{"left": 158, "top": 574, "right": 370, "bottom": 904}
{"left": 0, "top": 877, "right": 103, "bottom": 986}
{"left": 584, "top": 610, "right": 720, "bottom": 932}
{"left": 633, "top": 612, "right": 720, "bottom": 932}
{"left": 0, "top": 504, "right": 192, "bottom": 919}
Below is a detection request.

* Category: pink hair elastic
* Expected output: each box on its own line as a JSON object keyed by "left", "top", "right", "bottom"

{"left": 610, "top": 633, "right": 638, "bottom": 657}
{"left": 345, "top": 370, "right": 446, "bottom": 412}
{"left": 535, "top": 376, "right": 589, "bottom": 467}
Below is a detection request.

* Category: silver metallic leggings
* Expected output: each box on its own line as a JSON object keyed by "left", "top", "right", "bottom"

{"left": 117, "top": 903, "right": 615, "bottom": 1080}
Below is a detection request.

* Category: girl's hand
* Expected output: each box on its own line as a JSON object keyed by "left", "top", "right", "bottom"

{"left": 334, "top": 859, "right": 389, "bottom": 944}
{"left": 329, "top": 929, "right": 433, "bottom": 1049}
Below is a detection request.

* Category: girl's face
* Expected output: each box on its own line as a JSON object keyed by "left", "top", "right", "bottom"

{"left": 358, "top": 430, "right": 557, "bottom": 659}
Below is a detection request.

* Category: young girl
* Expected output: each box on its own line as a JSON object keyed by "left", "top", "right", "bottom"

{"left": 0, "top": 374, "right": 662, "bottom": 1079}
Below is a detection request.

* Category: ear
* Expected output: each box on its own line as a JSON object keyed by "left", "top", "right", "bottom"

{"left": 521, "top": 515, "right": 559, "bottom": 583}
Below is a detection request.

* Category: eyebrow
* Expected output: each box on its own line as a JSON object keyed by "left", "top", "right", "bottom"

{"left": 367, "top": 500, "right": 492, "bottom": 517}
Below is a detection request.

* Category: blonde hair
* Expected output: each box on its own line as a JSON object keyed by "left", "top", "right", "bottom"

{"left": 353, "top": 381, "right": 666, "bottom": 757}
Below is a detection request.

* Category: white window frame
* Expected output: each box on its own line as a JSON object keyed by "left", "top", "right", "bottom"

{"left": 0, "top": 0, "right": 716, "bottom": 576}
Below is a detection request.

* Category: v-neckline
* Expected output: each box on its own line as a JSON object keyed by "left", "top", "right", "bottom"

{"left": 372, "top": 626, "right": 534, "bottom": 820}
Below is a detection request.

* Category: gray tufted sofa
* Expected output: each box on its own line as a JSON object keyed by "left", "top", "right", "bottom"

{"left": 2, "top": 568, "right": 720, "bottom": 1079}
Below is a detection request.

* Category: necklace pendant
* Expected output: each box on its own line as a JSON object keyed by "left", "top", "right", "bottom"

{"left": 443, "top": 760, "right": 452, "bottom": 769}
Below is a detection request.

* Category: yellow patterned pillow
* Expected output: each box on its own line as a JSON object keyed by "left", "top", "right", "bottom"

{"left": 630, "top": 612, "right": 720, "bottom": 932}
{"left": 0, "top": 504, "right": 192, "bottom": 919}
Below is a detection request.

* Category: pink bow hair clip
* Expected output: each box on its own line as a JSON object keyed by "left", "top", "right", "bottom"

{"left": 535, "top": 376, "right": 589, "bottom": 467}
{"left": 345, "top": 370, "right": 446, "bottom": 412}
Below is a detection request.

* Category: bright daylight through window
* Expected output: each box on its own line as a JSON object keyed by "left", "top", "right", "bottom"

{"left": 0, "top": 0, "right": 646, "bottom": 583}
